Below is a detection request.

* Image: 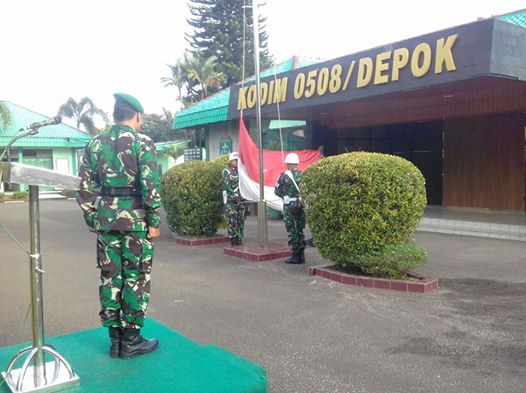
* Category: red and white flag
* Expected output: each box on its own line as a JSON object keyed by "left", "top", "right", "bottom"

{"left": 238, "top": 117, "right": 321, "bottom": 212}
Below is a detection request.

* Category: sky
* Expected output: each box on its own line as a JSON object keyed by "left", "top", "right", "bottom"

{"left": 0, "top": 0, "right": 525, "bottom": 124}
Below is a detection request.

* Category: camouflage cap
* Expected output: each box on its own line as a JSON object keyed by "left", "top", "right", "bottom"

{"left": 113, "top": 93, "right": 144, "bottom": 114}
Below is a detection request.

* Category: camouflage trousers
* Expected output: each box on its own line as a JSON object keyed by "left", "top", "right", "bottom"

{"left": 96, "top": 231, "right": 154, "bottom": 329}
{"left": 225, "top": 201, "right": 246, "bottom": 240}
{"left": 283, "top": 203, "right": 305, "bottom": 252}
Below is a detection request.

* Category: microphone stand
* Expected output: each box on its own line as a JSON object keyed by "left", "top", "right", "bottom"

{"left": 0, "top": 129, "right": 38, "bottom": 163}
{"left": 1, "top": 126, "right": 80, "bottom": 392}
{"left": 1, "top": 116, "right": 62, "bottom": 163}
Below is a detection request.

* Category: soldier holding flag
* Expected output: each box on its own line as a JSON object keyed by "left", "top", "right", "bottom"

{"left": 274, "top": 153, "right": 306, "bottom": 264}
{"left": 223, "top": 152, "right": 247, "bottom": 246}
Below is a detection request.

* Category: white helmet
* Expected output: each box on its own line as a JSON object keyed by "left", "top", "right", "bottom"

{"left": 229, "top": 152, "right": 239, "bottom": 161}
{"left": 285, "top": 153, "right": 299, "bottom": 164}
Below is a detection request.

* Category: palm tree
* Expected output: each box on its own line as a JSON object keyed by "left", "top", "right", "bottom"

{"left": 185, "top": 53, "right": 225, "bottom": 101}
{"left": 57, "top": 97, "right": 108, "bottom": 135}
{"left": 157, "top": 144, "right": 185, "bottom": 161}
{"left": 0, "top": 102, "right": 12, "bottom": 131}
{"left": 161, "top": 61, "right": 186, "bottom": 102}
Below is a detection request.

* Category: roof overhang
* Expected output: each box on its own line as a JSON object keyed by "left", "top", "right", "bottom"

{"left": 229, "top": 18, "right": 526, "bottom": 128}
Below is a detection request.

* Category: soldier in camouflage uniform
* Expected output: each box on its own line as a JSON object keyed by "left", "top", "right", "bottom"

{"left": 274, "top": 153, "right": 306, "bottom": 264}
{"left": 77, "top": 93, "right": 161, "bottom": 359}
{"left": 223, "top": 152, "right": 246, "bottom": 246}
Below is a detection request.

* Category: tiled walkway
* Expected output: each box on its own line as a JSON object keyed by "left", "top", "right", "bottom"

{"left": 418, "top": 206, "right": 526, "bottom": 241}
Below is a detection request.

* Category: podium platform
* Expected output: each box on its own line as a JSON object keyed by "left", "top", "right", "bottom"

{"left": 0, "top": 320, "right": 267, "bottom": 393}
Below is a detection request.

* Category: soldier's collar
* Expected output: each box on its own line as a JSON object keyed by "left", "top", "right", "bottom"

{"left": 112, "top": 124, "right": 139, "bottom": 137}
{"left": 113, "top": 124, "right": 135, "bottom": 132}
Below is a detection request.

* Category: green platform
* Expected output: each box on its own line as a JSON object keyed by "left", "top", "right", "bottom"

{"left": 0, "top": 320, "right": 267, "bottom": 393}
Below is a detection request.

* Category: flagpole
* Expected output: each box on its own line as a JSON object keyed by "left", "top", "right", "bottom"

{"left": 252, "top": 0, "right": 268, "bottom": 248}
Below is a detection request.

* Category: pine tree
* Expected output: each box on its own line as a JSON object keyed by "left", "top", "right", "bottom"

{"left": 186, "top": 0, "right": 273, "bottom": 86}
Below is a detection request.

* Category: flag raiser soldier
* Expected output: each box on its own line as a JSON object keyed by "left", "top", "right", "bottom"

{"left": 222, "top": 152, "right": 247, "bottom": 246}
{"left": 274, "top": 153, "right": 306, "bottom": 264}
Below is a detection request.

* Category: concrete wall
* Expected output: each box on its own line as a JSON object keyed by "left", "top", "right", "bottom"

{"left": 208, "top": 120, "right": 238, "bottom": 161}
{"left": 53, "top": 147, "right": 75, "bottom": 175}
{"left": 207, "top": 119, "right": 287, "bottom": 161}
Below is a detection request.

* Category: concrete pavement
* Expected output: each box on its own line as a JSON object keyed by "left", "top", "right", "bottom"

{"left": 0, "top": 200, "right": 525, "bottom": 392}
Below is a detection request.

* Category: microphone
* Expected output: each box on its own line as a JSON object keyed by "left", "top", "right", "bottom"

{"left": 20, "top": 116, "right": 62, "bottom": 131}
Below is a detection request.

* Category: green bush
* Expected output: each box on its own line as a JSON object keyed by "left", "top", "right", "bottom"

{"left": 13, "top": 191, "right": 28, "bottom": 200}
{"left": 161, "top": 161, "right": 223, "bottom": 237}
{"left": 354, "top": 240, "right": 427, "bottom": 279}
{"left": 302, "top": 152, "right": 427, "bottom": 275}
{"left": 60, "top": 189, "right": 77, "bottom": 198}
{"left": 214, "top": 154, "right": 230, "bottom": 169}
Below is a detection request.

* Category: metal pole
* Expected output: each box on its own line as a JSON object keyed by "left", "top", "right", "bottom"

{"left": 29, "top": 185, "right": 46, "bottom": 386}
{"left": 252, "top": 0, "right": 268, "bottom": 247}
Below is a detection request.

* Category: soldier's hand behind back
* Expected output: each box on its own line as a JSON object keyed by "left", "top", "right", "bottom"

{"left": 148, "top": 227, "right": 160, "bottom": 239}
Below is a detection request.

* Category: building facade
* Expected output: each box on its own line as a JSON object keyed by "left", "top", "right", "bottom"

{"left": 0, "top": 101, "right": 92, "bottom": 192}
{"left": 175, "top": 11, "right": 526, "bottom": 212}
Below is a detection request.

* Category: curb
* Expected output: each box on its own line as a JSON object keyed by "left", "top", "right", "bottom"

{"left": 309, "top": 265, "right": 439, "bottom": 293}
{"left": 224, "top": 242, "right": 291, "bottom": 262}
{"left": 172, "top": 234, "right": 230, "bottom": 246}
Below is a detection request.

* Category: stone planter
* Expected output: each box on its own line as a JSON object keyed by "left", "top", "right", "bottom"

{"left": 308, "top": 264, "right": 438, "bottom": 293}
{"left": 172, "top": 233, "right": 229, "bottom": 246}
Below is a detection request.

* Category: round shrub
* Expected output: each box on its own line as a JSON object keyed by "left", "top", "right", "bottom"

{"left": 302, "top": 152, "right": 427, "bottom": 275}
{"left": 13, "top": 191, "right": 28, "bottom": 200}
{"left": 214, "top": 154, "right": 230, "bottom": 169}
{"left": 161, "top": 160, "right": 223, "bottom": 237}
{"left": 353, "top": 240, "right": 427, "bottom": 279}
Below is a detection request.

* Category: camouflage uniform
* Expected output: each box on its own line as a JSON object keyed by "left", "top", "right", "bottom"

{"left": 77, "top": 124, "right": 161, "bottom": 329}
{"left": 222, "top": 166, "right": 246, "bottom": 244}
{"left": 274, "top": 168, "right": 305, "bottom": 257}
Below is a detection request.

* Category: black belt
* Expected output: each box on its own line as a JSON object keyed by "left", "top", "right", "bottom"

{"left": 100, "top": 187, "right": 141, "bottom": 197}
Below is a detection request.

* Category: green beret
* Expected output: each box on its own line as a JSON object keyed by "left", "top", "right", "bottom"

{"left": 113, "top": 93, "right": 144, "bottom": 114}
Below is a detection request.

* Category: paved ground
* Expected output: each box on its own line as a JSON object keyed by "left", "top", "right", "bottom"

{"left": 0, "top": 200, "right": 525, "bottom": 393}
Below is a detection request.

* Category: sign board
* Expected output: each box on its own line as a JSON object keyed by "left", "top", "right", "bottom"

{"left": 228, "top": 19, "right": 526, "bottom": 118}
{"left": 219, "top": 138, "right": 232, "bottom": 156}
{"left": 184, "top": 148, "right": 202, "bottom": 161}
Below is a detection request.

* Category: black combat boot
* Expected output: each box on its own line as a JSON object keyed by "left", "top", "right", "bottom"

{"left": 108, "top": 327, "right": 121, "bottom": 358}
{"left": 120, "top": 328, "right": 159, "bottom": 359}
{"left": 299, "top": 248, "right": 306, "bottom": 264}
{"left": 230, "top": 238, "right": 237, "bottom": 246}
{"left": 284, "top": 250, "right": 300, "bottom": 264}
{"left": 236, "top": 237, "right": 243, "bottom": 246}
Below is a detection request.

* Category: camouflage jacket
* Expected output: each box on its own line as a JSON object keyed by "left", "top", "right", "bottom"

{"left": 76, "top": 124, "right": 161, "bottom": 232}
{"left": 274, "top": 168, "right": 302, "bottom": 204}
{"left": 222, "top": 166, "right": 243, "bottom": 203}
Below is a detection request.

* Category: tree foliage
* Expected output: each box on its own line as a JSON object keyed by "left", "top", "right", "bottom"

{"left": 161, "top": 53, "right": 225, "bottom": 106}
{"left": 162, "top": 1, "right": 274, "bottom": 106}
{"left": 0, "top": 102, "right": 12, "bottom": 130}
{"left": 157, "top": 144, "right": 185, "bottom": 161}
{"left": 185, "top": 53, "right": 226, "bottom": 100}
{"left": 186, "top": 0, "right": 273, "bottom": 86}
{"left": 160, "top": 61, "right": 186, "bottom": 102}
{"left": 140, "top": 110, "right": 175, "bottom": 143}
{"left": 57, "top": 97, "right": 108, "bottom": 135}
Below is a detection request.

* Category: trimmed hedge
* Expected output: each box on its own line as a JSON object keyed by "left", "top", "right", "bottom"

{"left": 161, "top": 161, "right": 223, "bottom": 237}
{"left": 0, "top": 191, "right": 28, "bottom": 201}
{"left": 302, "top": 152, "right": 427, "bottom": 276}
{"left": 214, "top": 154, "right": 230, "bottom": 168}
{"left": 353, "top": 241, "right": 427, "bottom": 279}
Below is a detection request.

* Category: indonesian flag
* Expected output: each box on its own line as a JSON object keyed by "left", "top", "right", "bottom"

{"left": 238, "top": 117, "right": 322, "bottom": 212}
